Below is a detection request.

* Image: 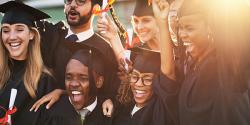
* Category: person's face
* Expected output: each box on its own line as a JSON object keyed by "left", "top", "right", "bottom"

{"left": 178, "top": 14, "right": 211, "bottom": 59}
{"left": 1, "top": 23, "right": 34, "bottom": 60}
{"left": 64, "top": 0, "right": 93, "bottom": 26}
{"left": 129, "top": 69, "right": 154, "bottom": 108}
{"left": 65, "top": 59, "right": 91, "bottom": 110}
{"left": 132, "top": 15, "right": 159, "bottom": 43}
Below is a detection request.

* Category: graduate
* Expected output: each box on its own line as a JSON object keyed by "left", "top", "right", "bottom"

{"left": 155, "top": 0, "right": 250, "bottom": 124}
{"left": 53, "top": 47, "right": 112, "bottom": 125}
{"left": 0, "top": 1, "right": 55, "bottom": 125}
{"left": 30, "top": 0, "right": 120, "bottom": 114}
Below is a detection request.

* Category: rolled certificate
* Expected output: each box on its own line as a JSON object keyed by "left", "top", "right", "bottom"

{"left": 8, "top": 89, "right": 17, "bottom": 125}
{"left": 101, "top": 0, "right": 108, "bottom": 34}
{"left": 124, "top": 50, "right": 131, "bottom": 71}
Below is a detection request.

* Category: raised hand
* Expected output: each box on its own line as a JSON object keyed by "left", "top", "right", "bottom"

{"left": 152, "top": 0, "right": 170, "bottom": 20}
{"left": 97, "top": 14, "right": 119, "bottom": 42}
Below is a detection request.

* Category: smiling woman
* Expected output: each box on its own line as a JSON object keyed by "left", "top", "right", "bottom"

{"left": 0, "top": 1, "right": 60, "bottom": 125}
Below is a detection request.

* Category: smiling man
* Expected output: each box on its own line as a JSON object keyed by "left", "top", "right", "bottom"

{"left": 62, "top": 48, "right": 111, "bottom": 125}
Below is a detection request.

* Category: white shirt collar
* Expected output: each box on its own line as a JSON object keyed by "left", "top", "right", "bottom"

{"left": 65, "top": 28, "right": 94, "bottom": 43}
{"left": 131, "top": 104, "right": 142, "bottom": 116}
{"left": 69, "top": 97, "right": 97, "bottom": 115}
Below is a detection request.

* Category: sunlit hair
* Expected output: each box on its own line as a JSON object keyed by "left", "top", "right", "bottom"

{"left": 0, "top": 27, "right": 51, "bottom": 98}
{"left": 116, "top": 75, "right": 133, "bottom": 105}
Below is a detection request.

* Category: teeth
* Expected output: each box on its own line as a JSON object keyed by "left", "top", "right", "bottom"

{"left": 183, "top": 42, "right": 192, "bottom": 46}
{"left": 72, "top": 91, "right": 81, "bottom": 95}
{"left": 135, "top": 90, "right": 145, "bottom": 94}
{"left": 10, "top": 42, "right": 21, "bottom": 47}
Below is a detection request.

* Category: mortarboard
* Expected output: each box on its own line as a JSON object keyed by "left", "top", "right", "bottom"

{"left": 178, "top": 0, "right": 212, "bottom": 18}
{"left": 130, "top": 47, "right": 161, "bottom": 73}
{"left": 0, "top": 1, "right": 50, "bottom": 27}
{"left": 67, "top": 44, "right": 106, "bottom": 97}
{"left": 133, "top": 0, "right": 154, "bottom": 17}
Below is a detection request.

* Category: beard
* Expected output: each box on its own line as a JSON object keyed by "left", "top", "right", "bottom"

{"left": 66, "top": 9, "right": 92, "bottom": 26}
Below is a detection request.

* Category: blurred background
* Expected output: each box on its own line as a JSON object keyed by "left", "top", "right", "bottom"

{"left": 0, "top": 0, "right": 136, "bottom": 29}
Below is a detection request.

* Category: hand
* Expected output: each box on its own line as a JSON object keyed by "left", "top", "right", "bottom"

{"left": 102, "top": 99, "right": 114, "bottom": 117}
{"left": 117, "top": 58, "right": 133, "bottom": 82}
{"left": 30, "top": 89, "right": 64, "bottom": 112}
{"left": 97, "top": 14, "right": 119, "bottom": 41}
{"left": 152, "top": 0, "right": 170, "bottom": 20}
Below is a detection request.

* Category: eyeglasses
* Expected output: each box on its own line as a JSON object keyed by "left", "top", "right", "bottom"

{"left": 64, "top": 0, "right": 87, "bottom": 6}
{"left": 129, "top": 70, "right": 154, "bottom": 86}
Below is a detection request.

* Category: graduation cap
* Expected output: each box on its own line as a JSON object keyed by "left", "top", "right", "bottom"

{"left": 0, "top": 1, "right": 50, "bottom": 27}
{"left": 130, "top": 47, "right": 161, "bottom": 73}
{"left": 178, "top": 0, "right": 211, "bottom": 18}
{"left": 133, "top": 0, "right": 154, "bottom": 17}
{"left": 68, "top": 45, "right": 106, "bottom": 97}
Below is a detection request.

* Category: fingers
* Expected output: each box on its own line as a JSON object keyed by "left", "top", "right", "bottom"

{"left": 30, "top": 96, "right": 50, "bottom": 112}
{"left": 46, "top": 99, "right": 57, "bottom": 110}
{"left": 102, "top": 99, "right": 114, "bottom": 117}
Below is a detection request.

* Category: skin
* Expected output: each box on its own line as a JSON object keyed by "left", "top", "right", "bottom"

{"left": 1, "top": 23, "right": 34, "bottom": 60}
{"left": 130, "top": 69, "right": 154, "bottom": 108}
{"left": 131, "top": 15, "right": 160, "bottom": 50}
{"left": 65, "top": 59, "right": 93, "bottom": 110}
{"left": 64, "top": 0, "right": 93, "bottom": 33}
{"left": 178, "top": 14, "right": 211, "bottom": 60}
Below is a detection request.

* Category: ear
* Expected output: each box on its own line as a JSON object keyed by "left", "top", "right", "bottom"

{"left": 29, "top": 30, "right": 35, "bottom": 40}
{"left": 95, "top": 76, "right": 104, "bottom": 88}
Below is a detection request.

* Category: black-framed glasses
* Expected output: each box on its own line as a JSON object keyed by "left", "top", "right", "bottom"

{"left": 64, "top": 0, "right": 87, "bottom": 6}
{"left": 129, "top": 70, "right": 154, "bottom": 86}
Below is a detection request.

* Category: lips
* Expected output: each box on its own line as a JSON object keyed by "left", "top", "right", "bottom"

{"left": 8, "top": 42, "right": 21, "bottom": 50}
{"left": 134, "top": 90, "right": 146, "bottom": 98}
{"left": 68, "top": 10, "right": 79, "bottom": 20}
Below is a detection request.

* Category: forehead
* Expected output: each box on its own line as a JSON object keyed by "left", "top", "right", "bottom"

{"left": 1, "top": 23, "right": 27, "bottom": 28}
{"left": 133, "top": 69, "right": 154, "bottom": 75}
{"left": 178, "top": 14, "right": 205, "bottom": 25}
{"left": 132, "top": 15, "right": 155, "bottom": 20}
{"left": 66, "top": 59, "right": 88, "bottom": 74}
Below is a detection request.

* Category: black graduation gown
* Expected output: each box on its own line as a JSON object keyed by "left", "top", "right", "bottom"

{"left": 0, "top": 60, "right": 55, "bottom": 125}
{"left": 84, "top": 98, "right": 112, "bottom": 125}
{"left": 112, "top": 73, "right": 179, "bottom": 125}
{"left": 38, "top": 21, "right": 120, "bottom": 99}
{"left": 178, "top": 51, "right": 250, "bottom": 125}
{"left": 43, "top": 95, "right": 112, "bottom": 125}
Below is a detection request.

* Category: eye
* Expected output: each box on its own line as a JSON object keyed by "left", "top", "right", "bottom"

{"left": 2, "top": 29, "right": 10, "bottom": 33}
{"left": 142, "top": 18, "right": 151, "bottom": 23}
{"left": 65, "top": 75, "right": 72, "bottom": 81}
{"left": 79, "top": 76, "right": 89, "bottom": 83}
{"left": 78, "top": 0, "right": 86, "bottom": 4}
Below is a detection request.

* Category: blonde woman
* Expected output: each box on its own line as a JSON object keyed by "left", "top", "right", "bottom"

{"left": 0, "top": 1, "right": 57, "bottom": 125}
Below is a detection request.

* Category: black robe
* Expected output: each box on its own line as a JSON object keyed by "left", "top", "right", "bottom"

{"left": 38, "top": 21, "right": 120, "bottom": 99}
{"left": 178, "top": 51, "right": 250, "bottom": 125}
{"left": 0, "top": 60, "right": 55, "bottom": 125}
{"left": 112, "top": 73, "right": 179, "bottom": 125}
{"left": 43, "top": 95, "right": 112, "bottom": 125}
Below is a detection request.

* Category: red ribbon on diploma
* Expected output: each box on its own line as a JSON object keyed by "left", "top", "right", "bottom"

{"left": 92, "top": 0, "right": 115, "bottom": 15}
{"left": 0, "top": 106, "right": 17, "bottom": 125}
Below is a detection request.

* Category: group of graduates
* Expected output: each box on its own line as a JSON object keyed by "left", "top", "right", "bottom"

{"left": 0, "top": 0, "right": 250, "bottom": 125}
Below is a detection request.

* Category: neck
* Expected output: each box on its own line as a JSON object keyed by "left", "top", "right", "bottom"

{"left": 147, "top": 38, "right": 159, "bottom": 51}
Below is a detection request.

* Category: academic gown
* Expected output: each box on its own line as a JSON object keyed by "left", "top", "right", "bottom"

{"left": 0, "top": 59, "right": 55, "bottom": 125}
{"left": 112, "top": 73, "right": 179, "bottom": 125}
{"left": 178, "top": 51, "right": 250, "bottom": 125}
{"left": 43, "top": 95, "right": 112, "bottom": 125}
{"left": 37, "top": 21, "right": 120, "bottom": 99}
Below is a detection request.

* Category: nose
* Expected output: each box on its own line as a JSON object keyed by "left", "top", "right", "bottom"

{"left": 135, "top": 78, "right": 144, "bottom": 87}
{"left": 9, "top": 31, "right": 17, "bottom": 41}
{"left": 69, "top": 80, "right": 81, "bottom": 88}
{"left": 70, "top": 0, "right": 77, "bottom": 7}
